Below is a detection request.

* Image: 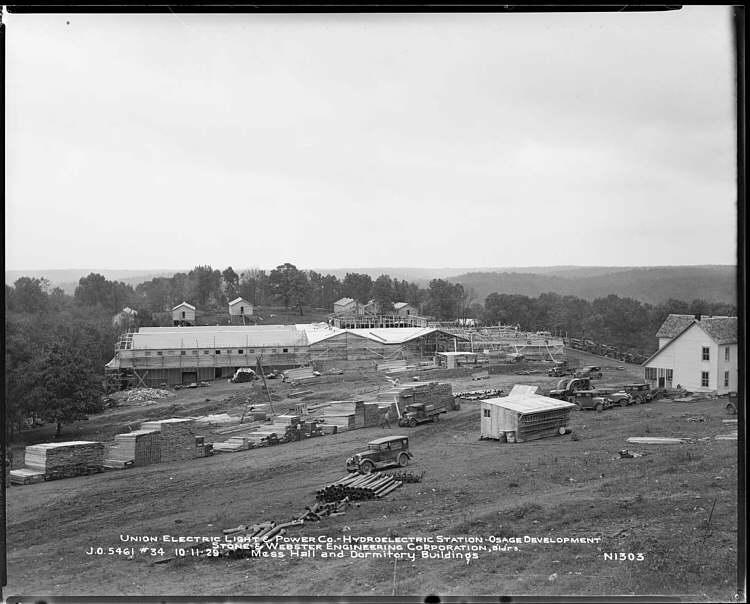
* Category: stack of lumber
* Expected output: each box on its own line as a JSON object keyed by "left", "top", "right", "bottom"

{"left": 246, "top": 431, "right": 280, "bottom": 447}
{"left": 10, "top": 468, "right": 46, "bottom": 485}
{"left": 363, "top": 402, "right": 385, "bottom": 427}
{"left": 25, "top": 441, "right": 105, "bottom": 480}
{"left": 284, "top": 367, "right": 318, "bottom": 381}
{"left": 316, "top": 473, "right": 403, "bottom": 502}
{"left": 106, "top": 429, "right": 161, "bottom": 467}
{"left": 455, "top": 388, "right": 504, "bottom": 400}
{"left": 193, "top": 414, "right": 239, "bottom": 427}
{"left": 320, "top": 415, "right": 355, "bottom": 431}
{"left": 141, "top": 418, "right": 199, "bottom": 463}
{"left": 323, "top": 401, "right": 365, "bottom": 429}
{"left": 213, "top": 437, "right": 252, "bottom": 453}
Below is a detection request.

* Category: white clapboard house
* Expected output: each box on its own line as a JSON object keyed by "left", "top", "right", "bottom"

{"left": 642, "top": 314, "right": 737, "bottom": 394}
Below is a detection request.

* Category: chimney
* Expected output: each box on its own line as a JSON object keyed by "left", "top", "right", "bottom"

{"left": 694, "top": 313, "right": 702, "bottom": 321}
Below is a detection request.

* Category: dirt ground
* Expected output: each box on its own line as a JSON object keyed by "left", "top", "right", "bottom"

{"left": 3, "top": 352, "right": 740, "bottom": 600}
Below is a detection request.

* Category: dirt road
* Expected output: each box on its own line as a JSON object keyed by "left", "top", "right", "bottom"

{"left": 4, "top": 360, "right": 739, "bottom": 599}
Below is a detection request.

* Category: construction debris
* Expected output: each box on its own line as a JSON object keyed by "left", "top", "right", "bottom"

{"left": 116, "top": 387, "right": 174, "bottom": 403}
{"left": 316, "top": 473, "right": 404, "bottom": 502}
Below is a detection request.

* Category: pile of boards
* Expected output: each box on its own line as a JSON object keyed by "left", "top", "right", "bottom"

{"left": 22, "top": 441, "right": 105, "bottom": 481}
{"left": 455, "top": 388, "right": 504, "bottom": 400}
{"left": 104, "top": 418, "right": 207, "bottom": 468}
{"left": 316, "top": 472, "right": 403, "bottom": 502}
{"left": 321, "top": 401, "right": 364, "bottom": 431}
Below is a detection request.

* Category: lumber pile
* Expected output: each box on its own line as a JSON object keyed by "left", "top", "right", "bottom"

{"left": 24, "top": 441, "right": 105, "bottom": 480}
{"left": 316, "top": 473, "right": 403, "bottom": 502}
{"left": 141, "top": 418, "right": 199, "bottom": 463}
{"left": 246, "top": 431, "right": 281, "bottom": 447}
{"left": 213, "top": 437, "right": 252, "bottom": 453}
{"left": 9, "top": 468, "right": 46, "bottom": 485}
{"left": 363, "top": 402, "right": 385, "bottom": 427}
{"left": 105, "top": 429, "right": 161, "bottom": 467}
{"left": 321, "top": 400, "right": 365, "bottom": 431}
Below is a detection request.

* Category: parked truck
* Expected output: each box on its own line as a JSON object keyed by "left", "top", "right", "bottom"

{"left": 548, "top": 377, "right": 592, "bottom": 403}
{"left": 398, "top": 403, "right": 441, "bottom": 427}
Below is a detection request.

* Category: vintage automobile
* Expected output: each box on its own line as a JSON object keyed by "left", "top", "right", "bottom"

{"left": 576, "top": 365, "right": 603, "bottom": 379}
{"left": 574, "top": 390, "right": 615, "bottom": 412}
{"left": 345, "top": 435, "right": 413, "bottom": 474}
{"left": 398, "top": 403, "right": 441, "bottom": 427}
{"left": 622, "top": 383, "right": 654, "bottom": 404}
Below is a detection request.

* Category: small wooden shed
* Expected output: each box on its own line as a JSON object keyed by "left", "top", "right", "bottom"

{"left": 228, "top": 297, "right": 253, "bottom": 318}
{"left": 480, "top": 393, "right": 575, "bottom": 443}
{"left": 171, "top": 302, "right": 196, "bottom": 326}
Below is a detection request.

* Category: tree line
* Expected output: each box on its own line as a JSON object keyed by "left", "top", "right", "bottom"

{"left": 4, "top": 267, "right": 735, "bottom": 438}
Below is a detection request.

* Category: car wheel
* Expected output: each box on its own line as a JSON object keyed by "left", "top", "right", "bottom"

{"left": 360, "top": 461, "right": 374, "bottom": 474}
{"left": 408, "top": 418, "right": 417, "bottom": 428}
{"left": 595, "top": 403, "right": 603, "bottom": 412}
{"left": 398, "top": 453, "right": 409, "bottom": 467}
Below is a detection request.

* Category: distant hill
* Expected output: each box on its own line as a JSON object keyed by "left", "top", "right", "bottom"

{"left": 450, "top": 266, "right": 737, "bottom": 306}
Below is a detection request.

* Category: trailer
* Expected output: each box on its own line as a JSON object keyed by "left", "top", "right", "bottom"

{"left": 480, "top": 394, "right": 576, "bottom": 443}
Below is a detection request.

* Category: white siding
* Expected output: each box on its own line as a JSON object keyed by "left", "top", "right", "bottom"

{"left": 644, "top": 324, "right": 719, "bottom": 392}
{"left": 658, "top": 337, "right": 672, "bottom": 350}
{"left": 717, "top": 343, "right": 738, "bottom": 394}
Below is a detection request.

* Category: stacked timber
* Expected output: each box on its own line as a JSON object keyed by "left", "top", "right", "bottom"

{"left": 316, "top": 473, "right": 403, "bottom": 502}
{"left": 213, "top": 437, "right": 252, "bottom": 453}
{"left": 323, "top": 401, "right": 364, "bottom": 429}
{"left": 141, "top": 418, "right": 199, "bottom": 463}
{"left": 9, "top": 468, "right": 46, "bottom": 485}
{"left": 106, "top": 429, "right": 161, "bottom": 467}
{"left": 246, "top": 431, "right": 280, "bottom": 447}
{"left": 363, "top": 402, "right": 384, "bottom": 427}
{"left": 24, "top": 441, "right": 105, "bottom": 480}
{"left": 455, "top": 388, "right": 504, "bottom": 400}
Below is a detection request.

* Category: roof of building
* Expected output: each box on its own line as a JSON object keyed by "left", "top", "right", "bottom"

{"left": 172, "top": 301, "right": 196, "bottom": 311}
{"left": 334, "top": 297, "right": 356, "bottom": 306}
{"left": 295, "top": 323, "right": 346, "bottom": 344}
{"left": 698, "top": 316, "right": 738, "bottom": 345}
{"left": 228, "top": 297, "right": 250, "bottom": 306}
{"left": 655, "top": 314, "right": 696, "bottom": 338}
{"left": 642, "top": 316, "right": 738, "bottom": 366}
{"left": 130, "top": 325, "right": 307, "bottom": 349}
{"left": 347, "top": 327, "right": 460, "bottom": 344}
{"left": 483, "top": 394, "right": 576, "bottom": 413}
{"left": 393, "top": 302, "right": 412, "bottom": 309}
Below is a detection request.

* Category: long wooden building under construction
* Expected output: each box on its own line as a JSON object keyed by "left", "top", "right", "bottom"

{"left": 106, "top": 324, "right": 467, "bottom": 389}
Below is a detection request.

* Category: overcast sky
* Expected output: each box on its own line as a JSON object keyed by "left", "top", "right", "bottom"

{"left": 4, "top": 7, "right": 737, "bottom": 271}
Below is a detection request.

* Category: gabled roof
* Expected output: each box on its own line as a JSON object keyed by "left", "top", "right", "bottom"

{"left": 655, "top": 314, "right": 695, "bottom": 338}
{"left": 229, "top": 297, "right": 250, "bottom": 306}
{"left": 394, "top": 302, "right": 412, "bottom": 309}
{"left": 642, "top": 316, "right": 738, "bottom": 366}
{"left": 334, "top": 297, "right": 356, "bottom": 306}
{"left": 698, "top": 316, "right": 738, "bottom": 345}
{"left": 483, "top": 394, "right": 576, "bottom": 413}
{"left": 172, "top": 301, "right": 195, "bottom": 311}
{"left": 347, "top": 327, "right": 467, "bottom": 344}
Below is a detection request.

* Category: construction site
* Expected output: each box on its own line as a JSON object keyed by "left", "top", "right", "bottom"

{"left": 5, "top": 321, "right": 739, "bottom": 599}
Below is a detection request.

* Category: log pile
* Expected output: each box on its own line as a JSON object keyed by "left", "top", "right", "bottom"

{"left": 24, "top": 441, "right": 105, "bottom": 480}
{"left": 455, "top": 388, "right": 504, "bottom": 400}
{"left": 316, "top": 472, "right": 403, "bottom": 502}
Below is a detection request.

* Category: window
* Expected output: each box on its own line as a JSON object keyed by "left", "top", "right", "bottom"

{"left": 701, "top": 371, "right": 709, "bottom": 388}
{"left": 645, "top": 367, "right": 657, "bottom": 380}
{"left": 203, "top": 350, "right": 210, "bottom": 355}
{"left": 215, "top": 350, "right": 221, "bottom": 355}
{"left": 181, "top": 351, "right": 186, "bottom": 356}
{"left": 238, "top": 349, "right": 244, "bottom": 354}
{"left": 725, "top": 347, "right": 730, "bottom": 362}
{"left": 248, "top": 349, "right": 255, "bottom": 353}
{"left": 702, "top": 347, "right": 710, "bottom": 361}
{"left": 391, "top": 441, "right": 402, "bottom": 450}
{"left": 483, "top": 409, "right": 491, "bottom": 417}
{"left": 191, "top": 350, "right": 198, "bottom": 355}
{"left": 145, "top": 351, "right": 152, "bottom": 357}
{"left": 724, "top": 371, "right": 730, "bottom": 387}
{"left": 666, "top": 369, "right": 673, "bottom": 381}
{"left": 283, "top": 348, "right": 289, "bottom": 353}
{"left": 270, "top": 349, "right": 277, "bottom": 353}
{"left": 226, "top": 350, "right": 232, "bottom": 355}
{"left": 182, "top": 311, "right": 186, "bottom": 319}
{"left": 157, "top": 351, "right": 163, "bottom": 356}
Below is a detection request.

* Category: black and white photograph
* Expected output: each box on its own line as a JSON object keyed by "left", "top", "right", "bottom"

{"left": 2, "top": 4, "right": 743, "bottom": 601}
